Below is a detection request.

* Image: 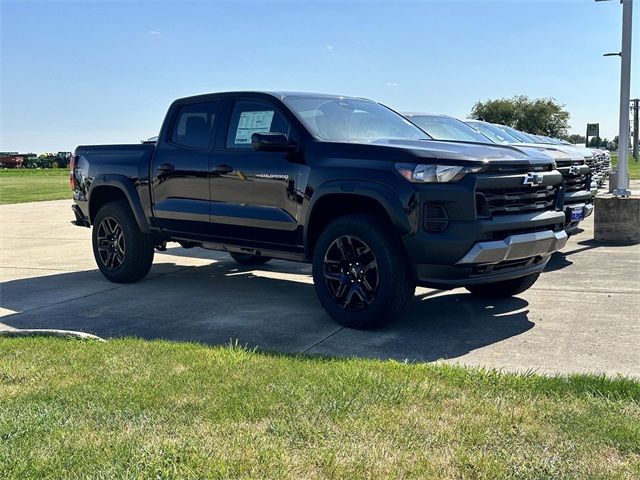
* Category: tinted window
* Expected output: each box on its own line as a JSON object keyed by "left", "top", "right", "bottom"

{"left": 284, "top": 97, "right": 427, "bottom": 144}
{"left": 226, "top": 100, "right": 290, "bottom": 149}
{"left": 465, "top": 121, "right": 519, "bottom": 144}
{"left": 408, "top": 115, "right": 489, "bottom": 143}
{"left": 171, "top": 102, "right": 219, "bottom": 148}
{"left": 499, "top": 125, "right": 537, "bottom": 143}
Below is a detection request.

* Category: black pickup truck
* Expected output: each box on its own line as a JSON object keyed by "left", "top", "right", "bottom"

{"left": 71, "top": 91, "right": 567, "bottom": 328}
{"left": 404, "top": 114, "right": 594, "bottom": 235}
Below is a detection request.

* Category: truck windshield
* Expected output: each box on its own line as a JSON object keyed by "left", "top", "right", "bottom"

{"left": 284, "top": 97, "right": 429, "bottom": 144}
{"left": 497, "top": 125, "right": 537, "bottom": 143}
{"left": 407, "top": 115, "right": 489, "bottom": 143}
{"left": 464, "top": 121, "right": 519, "bottom": 144}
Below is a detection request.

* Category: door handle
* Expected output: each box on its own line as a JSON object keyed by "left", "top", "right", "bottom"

{"left": 212, "top": 164, "right": 233, "bottom": 174}
{"left": 157, "top": 163, "right": 175, "bottom": 173}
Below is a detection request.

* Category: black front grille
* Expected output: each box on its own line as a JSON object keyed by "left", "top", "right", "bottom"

{"left": 556, "top": 160, "right": 584, "bottom": 167}
{"left": 476, "top": 185, "right": 559, "bottom": 216}
{"left": 482, "top": 164, "right": 554, "bottom": 174}
{"left": 472, "top": 256, "right": 544, "bottom": 275}
{"left": 564, "top": 174, "right": 588, "bottom": 192}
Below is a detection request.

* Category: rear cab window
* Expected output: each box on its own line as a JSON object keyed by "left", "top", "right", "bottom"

{"left": 170, "top": 101, "right": 219, "bottom": 148}
{"left": 226, "top": 100, "right": 291, "bottom": 149}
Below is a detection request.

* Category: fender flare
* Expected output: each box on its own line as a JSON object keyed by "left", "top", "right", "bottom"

{"left": 304, "top": 180, "right": 414, "bottom": 252}
{"left": 88, "top": 175, "right": 150, "bottom": 233}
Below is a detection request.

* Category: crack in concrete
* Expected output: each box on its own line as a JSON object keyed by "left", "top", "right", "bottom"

{"left": 300, "top": 326, "right": 345, "bottom": 353}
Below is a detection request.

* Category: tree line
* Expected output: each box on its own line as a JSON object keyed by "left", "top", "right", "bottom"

{"left": 469, "top": 95, "right": 613, "bottom": 148}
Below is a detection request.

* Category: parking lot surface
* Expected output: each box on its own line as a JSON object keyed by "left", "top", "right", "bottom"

{"left": 1, "top": 197, "right": 638, "bottom": 377}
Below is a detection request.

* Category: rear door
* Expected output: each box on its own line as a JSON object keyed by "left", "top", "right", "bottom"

{"left": 209, "top": 99, "right": 302, "bottom": 248}
{"left": 151, "top": 100, "right": 220, "bottom": 238}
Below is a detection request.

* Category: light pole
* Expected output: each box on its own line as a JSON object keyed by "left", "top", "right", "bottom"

{"left": 594, "top": 0, "right": 640, "bottom": 245}
{"left": 598, "top": 0, "right": 634, "bottom": 197}
{"left": 632, "top": 98, "right": 639, "bottom": 161}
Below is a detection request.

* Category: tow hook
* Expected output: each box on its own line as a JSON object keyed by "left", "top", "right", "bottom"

{"left": 155, "top": 242, "right": 167, "bottom": 252}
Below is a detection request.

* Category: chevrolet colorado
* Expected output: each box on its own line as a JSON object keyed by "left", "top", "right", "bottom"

{"left": 490, "top": 123, "right": 605, "bottom": 185}
{"left": 71, "top": 92, "right": 567, "bottom": 328}
{"left": 462, "top": 119, "right": 594, "bottom": 234}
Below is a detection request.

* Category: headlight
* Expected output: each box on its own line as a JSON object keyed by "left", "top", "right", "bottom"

{"left": 395, "top": 163, "right": 482, "bottom": 183}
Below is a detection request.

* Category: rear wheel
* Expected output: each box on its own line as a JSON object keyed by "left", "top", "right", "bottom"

{"left": 312, "top": 214, "right": 413, "bottom": 329}
{"left": 465, "top": 272, "right": 540, "bottom": 298}
{"left": 229, "top": 252, "right": 271, "bottom": 266}
{"left": 92, "top": 201, "right": 154, "bottom": 283}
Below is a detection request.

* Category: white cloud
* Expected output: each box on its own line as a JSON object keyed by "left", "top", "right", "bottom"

{"left": 325, "top": 44, "right": 334, "bottom": 51}
{"left": 149, "top": 30, "right": 161, "bottom": 36}
{"left": 386, "top": 82, "right": 399, "bottom": 87}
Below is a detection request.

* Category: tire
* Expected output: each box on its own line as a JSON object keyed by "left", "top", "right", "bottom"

{"left": 229, "top": 252, "right": 271, "bottom": 266}
{"left": 465, "top": 272, "right": 540, "bottom": 298}
{"left": 92, "top": 201, "right": 154, "bottom": 283}
{"left": 312, "top": 214, "right": 413, "bottom": 329}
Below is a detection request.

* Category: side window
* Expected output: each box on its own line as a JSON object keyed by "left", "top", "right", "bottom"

{"left": 171, "top": 101, "right": 219, "bottom": 148}
{"left": 226, "top": 100, "right": 290, "bottom": 149}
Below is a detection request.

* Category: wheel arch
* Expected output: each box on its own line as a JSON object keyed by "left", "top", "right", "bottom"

{"left": 304, "top": 181, "right": 413, "bottom": 258}
{"left": 88, "top": 175, "right": 150, "bottom": 233}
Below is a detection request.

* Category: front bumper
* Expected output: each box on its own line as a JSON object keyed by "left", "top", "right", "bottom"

{"left": 563, "top": 189, "right": 593, "bottom": 228}
{"left": 404, "top": 209, "right": 567, "bottom": 289}
{"left": 455, "top": 230, "right": 567, "bottom": 265}
{"left": 564, "top": 188, "right": 593, "bottom": 205}
{"left": 563, "top": 203, "right": 593, "bottom": 234}
{"left": 584, "top": 203, "right": 594, "bottom": 218}
{"left": 414, "top": 257, "right": 551, "bottom": 288}
{"left": 404, "top": 209, "right": 567, "bottom": 265}
{"left": 403, "top": 169, "right": 567, "bottom": 288}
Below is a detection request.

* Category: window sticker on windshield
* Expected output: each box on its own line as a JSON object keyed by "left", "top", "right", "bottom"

{"left": 234, "top": 110, "right": 274, "bottom": 144}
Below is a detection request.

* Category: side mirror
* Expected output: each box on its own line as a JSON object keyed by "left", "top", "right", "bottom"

{"left": 251, "top": 132, "right": 298, "bottom": 152}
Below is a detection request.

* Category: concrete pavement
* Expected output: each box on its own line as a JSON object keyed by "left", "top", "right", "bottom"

{"left": 1, "top": 198, "right": 638, "bottom": 377}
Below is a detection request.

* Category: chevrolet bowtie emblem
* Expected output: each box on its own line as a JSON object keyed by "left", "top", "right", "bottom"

{"left": 568, "top": 166, "right": 581, "bottom": 175}
{"left": 522, "top": 173, "right": 543, "bottom": 186}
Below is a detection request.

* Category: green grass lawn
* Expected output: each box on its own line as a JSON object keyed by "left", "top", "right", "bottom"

{"left": 0, "top": 169, "right": 71, "bottom": 204}
{"left": 1, "top": 338, "right": 638, "bottom": 479}
{"left": 611, "top": 154, "right": 640, "bottom": 180}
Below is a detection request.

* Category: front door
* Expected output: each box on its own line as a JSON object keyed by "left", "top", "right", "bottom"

{"left": 151, "top": 100, "right": 220, "bottom": 238}
{"left": 209, "top": 99, "right": 301, "bottom": 249}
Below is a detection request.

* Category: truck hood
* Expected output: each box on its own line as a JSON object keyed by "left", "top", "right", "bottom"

{"left": 366, "top": 139, "right": 555, "bottom": 167}
{"left": 570, "top": 145, "right": 596, "bottom": 160}
{"left": 509, "top": 145, "right": 579, "bottom": 163}
{"left": 514, "top": 143, "right": 590, "bottom": 161}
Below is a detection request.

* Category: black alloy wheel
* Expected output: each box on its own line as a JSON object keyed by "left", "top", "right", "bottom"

{"left": 322, "top": 235, "right": 379, "bottom": 311}
{"left": 312, "top": 214, "right": 414, "bottom": 329}
{"left": 91, "top": 200, "right": 154, "bottom": 283}
{"left": 96, "top": 216, "right": 125, "bottom": 270}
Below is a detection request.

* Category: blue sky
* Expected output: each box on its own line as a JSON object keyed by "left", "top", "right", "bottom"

{"left": 1, "top": 0, "right": 637, "bottom": 152}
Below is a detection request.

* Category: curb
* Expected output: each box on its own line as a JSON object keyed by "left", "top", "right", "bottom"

{"left": 0, "top": 329, "right": 106, "bottom": 342}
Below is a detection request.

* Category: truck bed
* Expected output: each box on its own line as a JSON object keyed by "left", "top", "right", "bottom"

{"left": 74, "top": 143, "right": 155, "bottom": 184}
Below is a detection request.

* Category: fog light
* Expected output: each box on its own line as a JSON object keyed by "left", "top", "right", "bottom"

{"left": 424, "top": 204, "right": 448, "bottom": 232}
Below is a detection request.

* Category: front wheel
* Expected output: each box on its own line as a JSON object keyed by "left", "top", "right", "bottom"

{"left": 312, "top": 214, "right": 413, "bottom": 329}
{"left": 465, "top": 272, "right": 540, "bottom": 298}
{"left": 92, "top": 201, "right": 154, "bottom": 283}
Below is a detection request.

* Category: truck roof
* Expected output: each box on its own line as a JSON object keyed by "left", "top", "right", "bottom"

{"left": 403, "top": 112, "right": 453, "bottom": 118}
{"left": 175, "top": 91, "right": 371, "bottom": 103}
